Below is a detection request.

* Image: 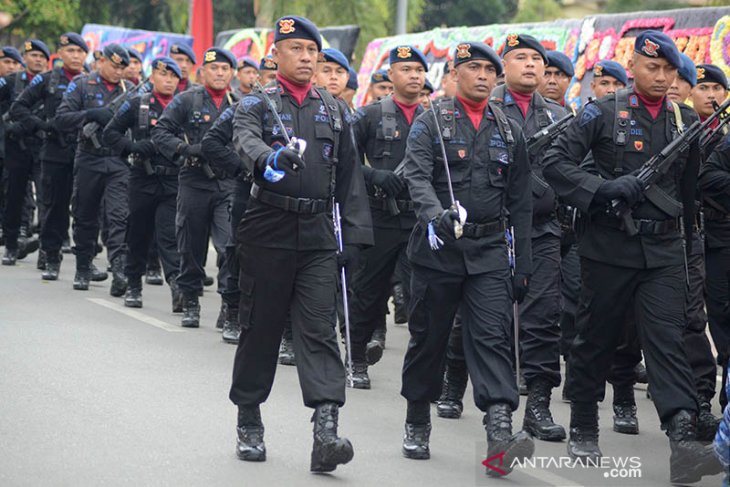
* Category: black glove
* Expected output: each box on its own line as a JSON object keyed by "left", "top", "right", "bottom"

{"left": 181, "top": 143, "right": 203, "bottom": 159}
{"left": 435, "top": 208, "right": 461, "bottom": 242}
{"left": 337, "top": 244, "right": 360, "bottom": 273}
{"left": 85, "top": 107, "right": 114, "bottom": 125}
{"left": 258, "top": 148, "right": 307, "bottom": 176}
{"left": 130, "top": 140, "right": 155, "bottom": 157}
{"left": 5, "top": 122, "right": 24, "bottom": 137}
{"left": 371, "top": 169, "right": 406, "bottom": 197}
{"left": 512, "top": 273, "right": 530, "bottom": 304}
{"left": 31, "top": 117, "right": 51, "bottom": 132}
{"left": 594, "top": 175, "right": 643, "bottom": 207}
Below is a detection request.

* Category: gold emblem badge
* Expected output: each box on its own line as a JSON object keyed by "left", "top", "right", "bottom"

{"left": 204, "top": 50, "right": 217, "bottom": 63}
{"left": 264, "top": 58, "right": 276, "bottom": 69}
{"left": 697, "top": 67, "right": 705, "bottom": 80}
{"left": 634, "top": 140, "right": 644, "bottom": 151}
{"left": 156, "top": 60, "right": 167, "bottom": 71}
{"left": 642, "top": 39, "right": 660, "bottom": 57}
{"left": 24, "top": 41, "right": 33, "bottom": 52}
{"left": 506, "top": 34, "right": 519, "bottom": 47}
{"left": 373, "top": 73, "right": 383, "bottom": 82}
{"left": 60, "top": 35, "right": 70, "bottom": 46}
{"left": 396, "top": 46, "right": 412, "bottom": 59}
{"left": 456, "top": 43, "right": 471, "bottom": 59}
{"left": 279, "top": 19, "right": 296, "bottom": 34}
{"left": 171, "top": 44, "right": 180, "bottom": 54}
{"left": 110, "top": 52, "right": 123, "bottom": 64}
{"left": 593, "top": 64, "right": 603, "bottom": 76}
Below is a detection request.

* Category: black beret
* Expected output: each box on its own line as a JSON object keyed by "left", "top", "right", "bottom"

{"left": 259, "top": 55, "right": 277, "bottom": 71}
{"left": 389, "top": 45, "right": 428, "bottom": 71}
{"left": 502, "top": 34, "right": 547, "bottom": 64}
{"left": 696, "top": 63, "right": 728, "bottom": 90}
{"left": 127, "top": 48, "right": 143, "bottom": 63}
{"left": 169, "top": 43, "right": 196, "bottom": 64}
{"left": 237, "top": 56, "right": 258, "bottom": 70}
{"left": 592, "top": 60, "right": 628, "bottom": 86}
{"left": 103, "top": 43, "right": 130, "bottom": 67}
{"left": 347, "top": 68, "right": 358, "bottom": 90}
{"left": 59, "top": 33, "right": 88, "bottom": 53}
{"left": 151, "top": 56, "right": 182, "bottom": 79}
{"left": 677, "top": 53, "right": 696, "bottom": 87}
{"left": 634, "top": 30, "right": 680, "bottom": 69}
{"left": 546, "top": 50, "right": 574, "bottom": 78}
{"left": 320, "top": 48, "right": 350, "bottom": 71}
{"left": 23, "top": 39, "right": 50, "bottom": 60}
{"left": 203, "top": 47, "right": 236, "bottom": 68}
{"left": 423, "top": 79, "right": 434, "bottom": 93}
{"left": 0, "top": 46, "right": 24, "bottom": 65}
{"left": 370, "top": 69, "right": 390, "bottom": 84}
{"left": 274, "top": 16, "right": 322, "bottom": 52}
{"left": 453, "top": 42, "right": 502, "bottom": 76}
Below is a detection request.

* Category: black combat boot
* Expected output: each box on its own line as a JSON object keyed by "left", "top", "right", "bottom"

{"left": 90, "top": 262, "right": 108, "bottom": 282}
{"left": 696, "top": 396, "right": 721, "bottom": 442}
{"left": 392, "top": 282, "right": 407, "bottom": 324}
{"left": 523, "top": 379, "right": 566, "bottom": 441}
{"left": 204, "top": 274, "right": 214, "bottom": 287}
{"left": 169, "top": 277, "right": 183, "bottom": 313}
{"left": 216, "top": 302, "right": 227, "bottom": 330}
{"left": 222, "top": 304, "right": 241, "bottom": 344}
{"left": 2, "top": 247, "right": 18, "bottom": 266}
{"left": 436, "top": 360, "right": 468, "bottom": 419}
{"left": 347, "top": 342, "right": 370, "bottom": 389}
{"left": 17, "top": 227, "right": 39, "bottom": 260}
{"left": 73, "top": 266, "right": 91, "bottom": 291}
{"left": 278, "top": 336, "right": 296, "bottom": 366}
{"left": 484, "top": 403, "right": 535, "bottom": 477}
{"left": 310, "top": 403, "right": 354, "bottom": 472}
{"left": 403, "top": 401, "right": 431, "bottom": 459}
{"left": 634, "top": 362, "right": 648, "bottom": 384}
{"left": 124, "top": 279, "right": 143, "bottom": 308}
{"left": 109, "top": 255, "right": 128, "bottom": 297}
{"left": 664, "top": 409, "right": 723, "bottom": 484}
{"left": 42, "top": 257, "right": 61, "bottom": 281}
{"left": 181, "top": 295, "right": 200, "bottom": 328}
{"left": 612, "top": 384, "right": 638, "bottom": 435}
{"left": 366, "top": 326, "right": 386, "bottom": 365}
{"left": 145, "top": 267, "right": 163, "bottom": 285}
{"left": 36, "top": 249, "right": 46, "bottom": 270}
{"left": 61, "top": 238, "right": 72, "bottom": 254}
{"left": 236, "top": 405, "right": 266, "bottom": 462}
{"left": 519, "top": 371, "right": 528, "bottom": 395}
{"left": 567, "top": 401, "right": 602, "bottom": 464}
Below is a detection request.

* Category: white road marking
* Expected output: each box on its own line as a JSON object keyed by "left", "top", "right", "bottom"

{"left": 87, "top": 298, "right": 184, "bottom": 333}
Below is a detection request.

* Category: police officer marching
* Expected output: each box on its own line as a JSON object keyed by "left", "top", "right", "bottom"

{"left": 169, "top": 43, "right": 196, "bottom": 93}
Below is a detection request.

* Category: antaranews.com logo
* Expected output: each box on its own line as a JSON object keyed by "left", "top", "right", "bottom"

{"left": 482, "top": 453, "right": 642, "bottom": 480}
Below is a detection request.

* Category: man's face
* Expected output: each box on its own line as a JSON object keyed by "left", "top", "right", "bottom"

{"left": 418, "top": 89, "right": 432, "bottom": 109}
{"left": 442, "top": 67, "right": 457, "bottom": 97}
{"left": 368, "top": 81, "right": 393, "bottom": 102}
{"left": 315, "top": 61, "right": 348, "bottom": 97}
{"left": 237, "top": 66, "right": 258, "bottom": 93}
{"left": 0, "top": 58, "right": 22, "bottom": 76}
{"left": 124, "top": 58, "right": 142, "bottom": 81}
{"left": 691, "top": 82, "right": 728, "bottom": 118}
{"left": 502, "top": 48, "right": 544, "bottom": 94}
{"left": 98, "top": 57, "right": 126, "bottom": 84}
{"left": 58, "top": 45, "right": 86, "bottom": 73}
{"left": 150, "top": 68, "right": 180, "bottom": 96}
{"left": 629, "top": 54, "right": 677, "bottom": 100}
{"left": 590, "top": 76, "right": 625, "bottom": 99}
{"left": 455, "top": 59, "right": 498, "bottom": 102}
{"left": 388, "top": 61, "right": 425, "bottom": 99}
{"left": 259, "top": 69, "right": 277, "bottom": 85}
{"left": 200, "top": 61, "right": 233, "bottom": 90}
{"left": 272, "top": 39, "right": 318, "bottom": 84}
{"left": 539, "top": 66, "right": 570, "bottom": 103}
{"left": 170, "top": 53, "right": 193, "bottom": 79}
{"left": 667, "top": 77, "right": 692, "bottom": 103}
{"left": 23, "top": 51, "right": 47, "bottom": 74}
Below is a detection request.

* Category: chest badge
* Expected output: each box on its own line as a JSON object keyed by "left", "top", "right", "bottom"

{"left": 457, "top": 149, "right": 466, "bottom": 159}
{"left": 634, "top": 140, "right": 644, "bottom": 151}
{"left": 203, "top": 114, "right": 211, "bottom": 122}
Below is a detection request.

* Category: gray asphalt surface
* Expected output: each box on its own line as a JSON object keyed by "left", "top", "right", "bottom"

{"left": 0, "top": 251, "right": 724, "bottom": 486}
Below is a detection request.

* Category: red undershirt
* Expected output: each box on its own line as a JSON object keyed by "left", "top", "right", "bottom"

{"left": 101, "top": 78, "right": 118, "bottom": 92}
{"left": 205, "top": 86, "right": 228, "bottom": 109}
{"left": 635, "top": 92, "right": 664, "bottom": 120}
{"left": 508, "top": 89, "right": 532, "bottom": 118}
{"left": 152, "top": 90, "right": 174, "bottom": 110}
{"left": 277, "top": 73, "right": 311, "bottom": 106}
{"left": 62, "top": 67, "right": 79, "bottom": 82}
{"left": 700, "top": 114, "right": 720, "bottom": 129}
{"left": 457, "top": 95, "right": 488, "bottom": 130}
{"left": 393, "top": 99, "right": 420, "bottom": 125}
{"left": 26, "top": 71, "right": 36, "bottom": 83}
{"left": 177, "top": 78, "right": 189, "bottom": 92}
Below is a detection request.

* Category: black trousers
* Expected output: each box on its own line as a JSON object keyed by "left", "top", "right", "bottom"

{"left": 566, "top": 257, "right": 698, "bottom": 422}
{"left": 125, "top": 184, "right": 179, "bottom": 284}
{"left": 519, "top": 233, "right": 562, "bottom": 387}
{"left": 229, "top": 245, "right": 345, "bottom": 408}
{"left": 559, "top": 241, "right": 581, "bottom": 357}
{"left": 349, "top": 226, "right": 411, "bottom": 346}
{"left": 222, "top": 179, "right": 251, "bottom": 307}
{"left": 175, "top": 184, "right": 231, "bottom": 298}
{"left": 2, "top": 153, "right": 41, "bottom": 249}
{"left": 71, "top": 164, "right": 128, "bottom": 268}
{"left": 706, "top": 245, "right": 730, "bottom": 364}
{"left": 40, "top": 162, "right": 73, "bottom": 263}
{"left": 402, "top": 263, "right": 518, "bottom": 411}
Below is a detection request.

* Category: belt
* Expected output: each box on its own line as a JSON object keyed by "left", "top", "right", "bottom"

{"left": 593, "top": 214, "right": 679, "bottom": 235}
{"left": 703, "top": 207, "right": 730, "bottom": 222}
{"left": 153, "top": 165, "right": 179, "bottom": 176}
{"left": 250, "top": 183, "right": 330, "bottom": 214}
{"left": 368, "top": 195, "right": 414, "bottom": 212}
{"left": 461, "top": 219, "right": 506, "bottom": 238}
{"left": 80, "top": 141, "right": 113, "bottom": 157}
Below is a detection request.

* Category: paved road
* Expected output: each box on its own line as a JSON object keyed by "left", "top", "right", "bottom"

{"left": 0, "top": 251, "right": 724, "bottom": 486}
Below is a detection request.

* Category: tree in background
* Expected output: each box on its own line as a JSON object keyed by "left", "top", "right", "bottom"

{"left": 419, "top": 0, "right": 518, "bottom": 30}
{"left": 0, "top": 0, "right": 81, "bottom": 45}
{"left": 604, "top": 0, "right": 686, "bottom": 13}
{"left": 512, "top": 0, "right": 563, "bottom": 23}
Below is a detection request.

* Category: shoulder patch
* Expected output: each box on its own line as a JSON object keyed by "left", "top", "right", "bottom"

{"left": 241, "top": 95, "right": 262, "bottom": 113}
{"left": 117, "top": 100, "right": 131, "bottom": 117}
{"left": 219, "top": 106, "right": 235, "bottom": 122}
{"left": 579, "top": 103, "right": 602, "bottom": 127}
{"left": 0, "top": 77, "right": 6, "bottom": 89}
{"left": 65, "top": 81, "right": 77, "bottom": 94}
{"left": 30, "top": 74, "right": 44, "bottom": 87}
{"left": 408, "top": 119, "right": 428, "bottom": 141}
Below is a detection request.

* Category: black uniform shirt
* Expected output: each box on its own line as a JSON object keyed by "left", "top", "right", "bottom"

{"left": 201, "top": 103, "right": 246, "bottom": 178}
{"left": 403, "top": 97, "right": 533, "bottom": 276}
{"left": 1, "top": 71, "right": 43, "bottom": 161}
{"left": 543, "top": 88, "right": 700, "bottom": 269}
{"left": 699, "top": 133, "right": 730, "bottom": 249}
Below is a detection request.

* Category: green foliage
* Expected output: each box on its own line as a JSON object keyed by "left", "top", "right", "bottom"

{"left": 603, "top": 0, "right": 687, "bottom": 13}
{"left": 419, "top": 0, "right": 518, "bottom": 30}
{"left": 0, "top": 0, "right": 81, "bottom": 46}
{"left": 512, "top": 0, "right": 563, "bottom": 23}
